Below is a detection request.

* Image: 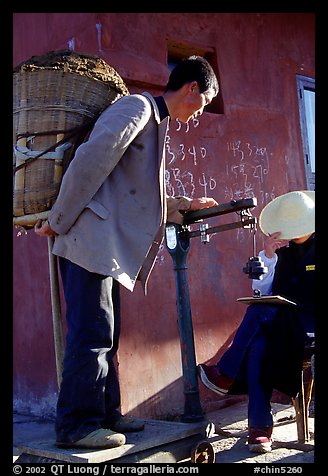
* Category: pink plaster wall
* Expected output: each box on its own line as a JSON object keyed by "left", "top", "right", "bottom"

{"left": 13, "top": 12, "right": 314, "bottom": 418}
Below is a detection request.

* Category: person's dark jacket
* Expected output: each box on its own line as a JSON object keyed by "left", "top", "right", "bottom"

{"left": 263, "top": 233, "right": 315, "bottom": 396}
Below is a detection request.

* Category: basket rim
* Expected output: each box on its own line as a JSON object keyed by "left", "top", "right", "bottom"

{"left": 13, "top": 64, "right": 129, "bottom": 96}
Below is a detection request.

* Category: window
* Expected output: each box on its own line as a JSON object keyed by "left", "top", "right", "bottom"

{"left": 296, "top": 75, "right": 315, "bottom": 190}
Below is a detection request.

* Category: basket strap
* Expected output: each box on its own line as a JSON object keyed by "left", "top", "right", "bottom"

{"left": 14, "top": 142, "right": 72, "bottom": 162}
{"left": 13, "top": 117, "right": 98, "bottom": 174}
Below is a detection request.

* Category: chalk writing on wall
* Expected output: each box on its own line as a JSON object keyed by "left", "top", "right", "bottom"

{"left": 165, "top": 118, "right": 215, "bottom": 201}
{"left": 223, "top": 140, "right": 276, "bottom": 243}
{"left": 165, "top": 122, "right": 276, "bottom": 204}
{"left": 156, "top": 119, "right": 277, "bottom": 263}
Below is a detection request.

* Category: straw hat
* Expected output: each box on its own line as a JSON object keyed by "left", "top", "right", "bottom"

{"left": 259, "top": 190, "right": 315, "bottom": 240}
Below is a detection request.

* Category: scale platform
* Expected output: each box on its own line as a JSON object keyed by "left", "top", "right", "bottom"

{"left": 16, "top": 418, "right": 216, "bottom": 464}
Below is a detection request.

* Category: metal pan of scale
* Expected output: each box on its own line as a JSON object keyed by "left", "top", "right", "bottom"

{"left": 183, "top": 197, "right": 257, "bottom": 225}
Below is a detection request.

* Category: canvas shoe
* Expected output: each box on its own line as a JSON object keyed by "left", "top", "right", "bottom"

{"left": 110, "top": 415, "right": 145, "bottom": 432}
{"left": 248, "top": 426, "right": 273, "bottom": 453}
{"left": 56, "top": 428, "right": 126, "bottom": 449}
{"left": 197, "top": 363, "right": 233, "bottom": 395}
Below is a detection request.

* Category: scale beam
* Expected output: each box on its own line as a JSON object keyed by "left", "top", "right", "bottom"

{"left": 183, "top": 197, "right": 257, "bottom": 225}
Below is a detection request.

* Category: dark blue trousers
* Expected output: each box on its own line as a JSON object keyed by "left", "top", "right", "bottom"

{"left": 55, "top": 257, "right": 121, "bottom": 443}
{"left": 218, "top": 304, "right": 279, "bottom": 429}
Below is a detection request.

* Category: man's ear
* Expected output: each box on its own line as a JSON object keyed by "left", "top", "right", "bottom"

{"left": 189, "top": 80, "right": 199, "bottom": 94}
{"left": 182, "top": 81, "right": 198, "bottom": 96}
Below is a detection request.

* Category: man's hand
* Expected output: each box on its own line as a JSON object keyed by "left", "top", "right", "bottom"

{"left": 34, "top": 219, "right": 57, "bottom": 237}
{"left": 263, "top": 231, "right": 288, "bottom": 258}
{"left": 189, "top": 197, "right": 218, "bottom": 211}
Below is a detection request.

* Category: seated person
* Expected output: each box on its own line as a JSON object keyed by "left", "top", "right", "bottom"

{"left": 197, "top": 190, "right": 315, "bottom": 453}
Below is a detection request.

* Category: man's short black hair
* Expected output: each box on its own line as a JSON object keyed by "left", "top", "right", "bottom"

{"left": 165, "top": 55, "right": 219, "bottom": 96}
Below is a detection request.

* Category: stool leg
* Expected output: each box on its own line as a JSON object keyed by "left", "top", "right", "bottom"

{"left": 292, "top": 371, "right": 306, "bottom": 444}
{"left": 304, "top": 376, "right": 314, "bottom": 443}
{"left": 292, "top": 368, "right": 314, "bottom": 443}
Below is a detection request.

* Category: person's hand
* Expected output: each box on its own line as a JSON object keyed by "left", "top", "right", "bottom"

{"left": 189, "top": 197, "right": 218, "bottom": 211}
{"left": 263, "top": 232, "right": 288, "bottom": 258}
{"left": 34, "top": 219, "right": 57, "bottom": 237}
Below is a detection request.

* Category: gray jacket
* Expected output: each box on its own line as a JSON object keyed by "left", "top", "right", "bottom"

{"left": 48, "top": 92, "right": 191, "bottom": 293}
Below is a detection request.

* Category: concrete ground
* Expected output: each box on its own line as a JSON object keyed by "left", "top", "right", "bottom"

{"left": 205, "top": 401, "right": 314, "bottom": 464}
{"left": 13, "top": 401, "right": 314, "bottom": 464}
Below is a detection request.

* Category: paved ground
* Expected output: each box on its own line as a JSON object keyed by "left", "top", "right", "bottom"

{"left": 204, "top": 401, "right": 314, "bottom": 464}
{"left": 13, "top": 401, "right": 314, "bottom": 465}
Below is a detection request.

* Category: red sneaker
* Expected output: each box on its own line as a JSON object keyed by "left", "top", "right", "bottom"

{"left": 248, "top": 427, "right": 273, "bottom": 453}
{"left": 197, "top": 363, "right": 233, "bottom": 395}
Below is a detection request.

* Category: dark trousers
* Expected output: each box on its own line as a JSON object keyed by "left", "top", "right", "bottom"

{"left": 218, "top": 304, "right": 279, "bottom": 429}
{"left": 55, "top": 257, "right": 121, "bottom": 443}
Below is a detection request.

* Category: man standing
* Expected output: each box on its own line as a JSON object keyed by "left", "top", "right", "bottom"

{"left": 35, "top": 56, "right": 219, "bottom": 449}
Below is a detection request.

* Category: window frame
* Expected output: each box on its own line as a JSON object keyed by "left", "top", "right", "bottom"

{"left": 296, "top": 75, "right": 315, "bottom": 191}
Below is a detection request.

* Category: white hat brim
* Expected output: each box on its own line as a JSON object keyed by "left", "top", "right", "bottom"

{"left": 259, "top": 191, "right": 315, "bottom": 240}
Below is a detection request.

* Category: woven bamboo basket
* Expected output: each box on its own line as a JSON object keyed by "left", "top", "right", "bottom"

{"left": 13, "top": 49, "right": 129, "bottom": 228}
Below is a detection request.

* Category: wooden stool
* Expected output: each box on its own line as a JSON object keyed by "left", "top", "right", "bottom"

{"left": 291, "top": 342, "right": 314, "bottom": 443}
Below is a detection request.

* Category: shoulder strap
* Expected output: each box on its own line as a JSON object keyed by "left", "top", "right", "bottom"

{"left": 141, "top": 92, "right": 161, "bottom": 124}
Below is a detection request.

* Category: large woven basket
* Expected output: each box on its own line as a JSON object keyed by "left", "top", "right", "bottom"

{"left": 13, "top": 49, "right": 129, "bottom": 228}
